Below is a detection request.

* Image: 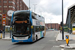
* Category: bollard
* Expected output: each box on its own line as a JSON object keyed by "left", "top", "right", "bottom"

{"left": 1, "top": 33, "right": 2, "bottom": 38}
{"left": 66, "top": 35, "right": 69, "bottom": 46}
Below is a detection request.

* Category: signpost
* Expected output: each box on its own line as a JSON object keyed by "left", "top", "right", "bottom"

{"left": 7, "top": 10, "right": 14, "bottom": 38}
{"left": 66, "top": 35, "right": 69, "bottom": 46}
{"left": 2, "top": 14, "right": 6, "bottom": 26}
{"left": 2, "top": 14, "right": 6, "bottom": 38}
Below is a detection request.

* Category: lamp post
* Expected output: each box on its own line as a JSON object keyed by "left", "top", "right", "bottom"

{"left": 29, "top": 0, "right": 30, "bottom": 10}
{"left": 62, "top": 0, "right": 64, "bottom": 40}
{"left": 33, "top": 4, "right": 37, "bottom": 12}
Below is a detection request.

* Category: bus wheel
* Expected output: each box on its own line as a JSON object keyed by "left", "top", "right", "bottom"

{"left": 36, "top": 35, "right": 38, "bottom": 41}
{"left": 32, "top": 37, "right": 35, "bottom": 42}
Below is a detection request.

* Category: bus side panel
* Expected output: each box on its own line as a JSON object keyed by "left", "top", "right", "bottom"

{"left": 30, "top": 11, "right": 34, "bottom": 42}
{"left": 35, "top": 31, "right": 44, "bottom": 39}
{"left": 40, "top": 31, "right": 44, "bottom": 37}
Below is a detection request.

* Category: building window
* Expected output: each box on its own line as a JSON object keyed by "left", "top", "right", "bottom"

{"left": 0, "top": 24, "right": 2, "bottom": 26}
{"left": 13, "top": 2, "right": 15, "bottom": 4}
{"left": 17, "top": 6, "right": 19, "bottom": 8}
{"left": 17, "top": 9, "right": 19, "bottom": 11}
{"left": 13, "top": 6, "right": 15, "bottom": 9}
{"left": 9, "top": 6, "right": 12, "bottom": 8}
{"left": 0, "top": 0, "right": 1, "bottom": 3}
{"left": 0, "top": 15, "right": 2, "bottom": 17}
{"left": 4, "top": 6, "right": 7, "bottom": 8}
{"left": 0, "top": 10, "right": 1, "bottom": 12}
{"left": 3, "top": 10, "right": 7, "bottom": 13}
{"left": 17, "top": 2, "right": 18, "bottom": 3}
{"left": 0, "top": 6, "right": 2, "bottom": 8}
{"left": 4, "top": 1, "right": 7, "bottom": 3}
{"left": 0, "top": 20, "right": 1, "bottom": 22}
{"left": 9, "top": 1, "right": 12, "bottom": 3}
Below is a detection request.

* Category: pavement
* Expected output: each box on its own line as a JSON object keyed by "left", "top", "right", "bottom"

{"left": 56, "top": 32, "right": 75, "bottom": 49}
{"left": 60, "top": 44, "right": 75, "bottom": 49}
{"left": 56, "top": 32, "right": 75, "bottom": 41}
{"left": 0, "top": 32, "right": 11, "bottom": 40}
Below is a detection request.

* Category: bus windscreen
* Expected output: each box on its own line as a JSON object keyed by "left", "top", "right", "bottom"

{"left": 12, "top": 14, "right": 31, "bottom": 37}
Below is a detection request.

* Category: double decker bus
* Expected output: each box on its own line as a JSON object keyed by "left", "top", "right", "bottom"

{"left": 11, "top": 10, "right": 46, "bottom": 42}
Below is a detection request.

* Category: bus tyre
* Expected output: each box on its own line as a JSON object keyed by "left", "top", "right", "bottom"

{"left": 36, "top": 35, "right": 38, "bottom": 41}
{"left": 32, "top": 35, "right": 35, "bottom": 42}
{"left": 33, "top": 38, "right": 35, "bottom": 42}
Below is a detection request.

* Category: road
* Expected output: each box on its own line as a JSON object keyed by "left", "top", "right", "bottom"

{"left": 0, "top": 30, "right": 75, "bottom": 50}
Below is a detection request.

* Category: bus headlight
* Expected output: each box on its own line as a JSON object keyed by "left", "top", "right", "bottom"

{"left": 31, "top": 26, "right": 33, "bottom": 29}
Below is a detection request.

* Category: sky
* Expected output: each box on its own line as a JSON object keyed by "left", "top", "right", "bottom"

{"left": 23, "top": 0, "right": 75, "bottom": 24}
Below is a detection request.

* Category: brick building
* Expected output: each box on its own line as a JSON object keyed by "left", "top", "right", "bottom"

{"left": 45, "top": 23, "right": 61, "bottom": 30}
{"left": 0, "top": 0, "right": 28, "bottom": 30}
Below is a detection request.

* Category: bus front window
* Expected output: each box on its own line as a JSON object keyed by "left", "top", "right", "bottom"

{"left": 13, "top": 25, "right": 30, "bottom": 36}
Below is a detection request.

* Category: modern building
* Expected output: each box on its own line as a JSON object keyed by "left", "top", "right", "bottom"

{"left": 0, "top": 0, "right": 28, "bottom": 30}
{"left": 45, "top": 23, "right": 60, "bottom": 30}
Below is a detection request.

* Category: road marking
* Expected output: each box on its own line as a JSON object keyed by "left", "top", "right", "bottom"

{"left": 56, "top": 32, "right": 60, "bottom": 41}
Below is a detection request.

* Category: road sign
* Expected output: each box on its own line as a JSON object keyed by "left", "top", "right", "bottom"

{"left": 2, "top": 14, "right": 6, "bottom": 26}
{"left": 7, "top": 10, "right": 14, "bottom": 17}
{"left": 66, "top": 35, "right": 69, "bottom": 46}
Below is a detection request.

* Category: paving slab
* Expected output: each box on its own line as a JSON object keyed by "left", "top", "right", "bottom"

{"left": 60, "top": 44, "right": 75, "bottom": 49}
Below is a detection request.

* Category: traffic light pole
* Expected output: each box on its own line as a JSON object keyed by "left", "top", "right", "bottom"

{"left": 62, "top": 0, "right": 64, "bottom": 40}
{"left": 3, "top": 26, "right": 5, "bottom": 38}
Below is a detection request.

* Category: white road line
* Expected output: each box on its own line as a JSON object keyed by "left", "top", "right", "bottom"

{"left": 56, "top": 32, "right": 60, "bottom": 41}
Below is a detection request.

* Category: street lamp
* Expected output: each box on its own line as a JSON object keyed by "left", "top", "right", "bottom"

{"left": 29, "top": 0, "right": 30, "bottom": 10}
{"left": 33, "top": 4, "right": 37, "bottom": 12}
{"left": 62, "top": 0, "right": 64, "bottom": 40}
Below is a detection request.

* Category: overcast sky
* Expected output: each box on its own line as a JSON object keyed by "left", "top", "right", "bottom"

{"left": 23, "top": 0, "right": 75, "bottom": 24}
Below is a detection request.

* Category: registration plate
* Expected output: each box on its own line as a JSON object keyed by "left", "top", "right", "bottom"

{"left": 17, "top": 37, "right": 25, "bottom": 39}
{"left": 14, "top": 37, "right": 28, "bottom": 40}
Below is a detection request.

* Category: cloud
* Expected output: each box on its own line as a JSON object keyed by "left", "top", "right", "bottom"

{"left": 23, "top": 0, "right": 75, "bottom": 24}
{"left": 23, "top": 0, "right": 62, "bottom": 15}
{"left": 41, "top": 12, "right": 62, "bottom": 24}
{"left": 38, "top": 0, "right": 62, "bottom": 15}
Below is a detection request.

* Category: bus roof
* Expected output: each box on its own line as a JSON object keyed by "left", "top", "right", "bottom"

{"left": 14, "top": 10, "right": 44, "bottom": 20}
{"left": 14, "top": 10, "right": 30, "bottom": 15}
